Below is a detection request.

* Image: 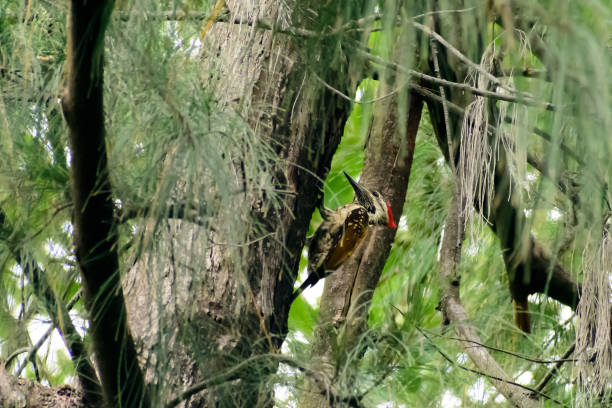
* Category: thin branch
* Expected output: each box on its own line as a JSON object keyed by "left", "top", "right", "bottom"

{"left": 437, "top": 191, "right": 541, "bottom": 408}
{"left": 534, "top": 343, "right": 576, "bottom": 393}
{"left": 24, "top": 202, "right": 72, "bottom": 242}
{"left": 3, "top": 348, "right": 29, "bottom": 368}
{"left": 14, "top": 291, "right": 82, "bottom": 376}
{"left": 355, "top": 47, "right": 556, "bottom": 111}
{"left": 354, "top": 363, "right": 396, "bottom": 402}
{"left": 418, "top": 328, "right": 568, "bottom": 407}
{"left": 414, "top": 21, "right": 517, "bottom": 94}
{"left": 422, "top": 328, "right": 577, "bottom": 364}
{"left": 312, "top": 71, "right": 406, "bottom": 104}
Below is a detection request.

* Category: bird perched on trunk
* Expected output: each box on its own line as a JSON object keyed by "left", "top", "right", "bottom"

{"left": 292, "top": 172, "right": 397, "bottom": 301}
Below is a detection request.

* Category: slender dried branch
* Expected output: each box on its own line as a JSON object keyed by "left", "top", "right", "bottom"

{"left": 414, "top": 21, "right": 517, "bottom": 94}
{"left": 311, "top": 71, "right": 406, "bottom": 104}
{"left": 422, "top": 328, "right": 578, "bottom": 365}
{"left": 355, "top": 48, "right": 556, "bottom": 111}
{"left": 418, "top": 328, "right": 568, "bottom": 407}
{"left": 534, "top": 343, "right": 576, "bottom": 393}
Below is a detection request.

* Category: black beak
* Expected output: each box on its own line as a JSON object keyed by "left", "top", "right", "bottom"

{"left": 344, "top": 172, "right": 375, "bottom": 212}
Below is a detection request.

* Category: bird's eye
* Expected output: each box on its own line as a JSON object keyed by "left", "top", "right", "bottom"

{"left": 373, "top": 191, "right": 380, "bottom": 198}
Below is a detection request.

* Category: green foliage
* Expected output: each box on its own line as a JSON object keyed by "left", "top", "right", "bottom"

{"left": 1, "top": 0, "right": 611, "bottom": 406}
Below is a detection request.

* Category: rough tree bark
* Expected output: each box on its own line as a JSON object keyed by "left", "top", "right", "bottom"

{"left": 299, "top": 69, "right": 424, "bottom": 407}
{"left": 122, "top": 1, "right": 369, "bottom": 407}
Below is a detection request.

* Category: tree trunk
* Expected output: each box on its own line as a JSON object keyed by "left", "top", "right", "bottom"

{"left": 299, "top": 73, "right": 423, "bottom": 407}
{"left": 123, "top": 2, "right": 366, "bottom": 406}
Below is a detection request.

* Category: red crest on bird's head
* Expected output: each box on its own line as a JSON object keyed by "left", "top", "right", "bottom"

{"left": 386, "top": 202, "right": 397, "bottom": 229}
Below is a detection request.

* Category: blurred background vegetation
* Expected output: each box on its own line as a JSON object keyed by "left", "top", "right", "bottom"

{"left": 1, "top": 0, "right": 610, "bottom": 407}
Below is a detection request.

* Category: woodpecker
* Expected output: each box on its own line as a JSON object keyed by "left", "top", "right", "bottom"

{"left": 292, "top": 172, "right": 397, "bottom": 301}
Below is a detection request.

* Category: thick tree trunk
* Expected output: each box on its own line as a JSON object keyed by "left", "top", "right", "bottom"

{"left": 122, "top": 2, "right": 365, "bottom": 407}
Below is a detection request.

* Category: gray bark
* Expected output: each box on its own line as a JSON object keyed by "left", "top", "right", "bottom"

{"left": 123, "top": 1, "right": 360, "bottom": 407}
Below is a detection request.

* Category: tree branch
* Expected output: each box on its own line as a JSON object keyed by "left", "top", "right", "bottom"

{"left": 422, "top": 328, "right": 578, "bottom": 364}
{"left": 534, "top": 343, "right": 575, "bottom": 394}
{"left": 437, "top": 190, "right": 542, "bottom": 408}
{"left": 0, "top": 209, "right": 99, "bottom": 396}
{"left": 413, "top": 21, "right": 517, "bottom": 94}
{"left": 61, "top": 1, "right": 149, "bottom": 406}
{"left": 418, "top": 328, "right": 567, "bottom": 406}
{"left": 14, "top": 291, "right": 82, "bottom": 375}
{"left": 356, "top": 48, "right": 556, "bottom": 111}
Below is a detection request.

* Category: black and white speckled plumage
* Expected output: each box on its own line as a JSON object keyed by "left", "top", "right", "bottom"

{"left": 292, "top": 173, "right": 395, "bottom": 301}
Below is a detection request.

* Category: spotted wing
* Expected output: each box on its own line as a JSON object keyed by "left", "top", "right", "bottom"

{"left": 306, "top": 217, "right": 345, "bottom": 285}
{"left": 298, "top": 205, "right": 369, "bottom": 295}
{"left": 325, "top": 206, "right": 369, "bottom": 270}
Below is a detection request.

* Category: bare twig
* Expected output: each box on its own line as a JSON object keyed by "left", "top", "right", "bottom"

{"left": 418, "top": 328, "right": 568, "bottom": 407}
{"left": 414, "top": 21, "right": 517, "bottom": 94}
{"left": 14, "top": 290, "right": 82, "bottom": 376}
{"left": 3, "top": 348, "right": 29, "bottom": 368}
{"left": 534, "top": 343, "right": 576, "bottom": 393}
{"left": 355, "top": 48, "right": 556, "bottom": 111}
{"left": 312, "top": 71, "right": 406, "bottom": 105}
{"left": 421, "top": 328, "right": 578, "bottom": 365}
